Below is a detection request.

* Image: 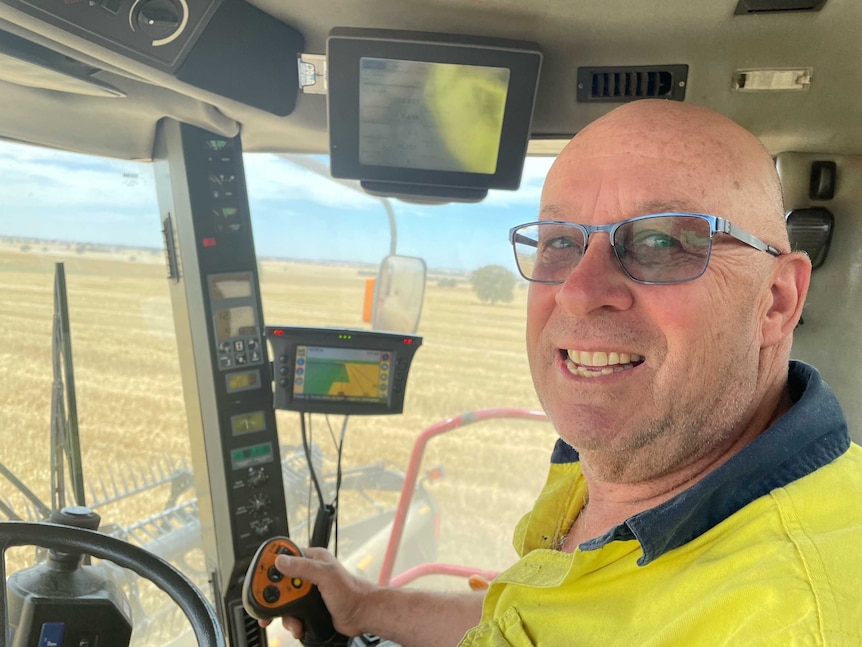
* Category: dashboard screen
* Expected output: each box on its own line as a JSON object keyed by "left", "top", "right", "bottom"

{"left": 214, "top": 305, "right": 256, "bottom": 341}
{"left": 292, "top": 345, "right": 392, "bottom": 404}
{"left": 211, "top": 273, "right": 253, "bottom": 299}
{"left": 358, "top": 57, "right": 510, "bottom": 174}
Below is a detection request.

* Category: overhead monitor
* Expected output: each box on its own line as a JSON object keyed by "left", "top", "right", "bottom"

{"left": 327, "top": 28, "right": 542, "bottom": 202}
{"left": 266, "top": 326, "right": 422, "bottom": 415}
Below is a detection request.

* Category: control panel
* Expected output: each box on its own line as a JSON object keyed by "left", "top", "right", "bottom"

{"left": 208, "top": 271, "right": 265, "bottom": 374}
{"left": 155, "top": 120, "right": 287, "bottom": 645}
{"left": 191, "top": 129, "right": 288, "bottom": 555}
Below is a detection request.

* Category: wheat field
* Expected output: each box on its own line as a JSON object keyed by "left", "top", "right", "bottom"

{"left": 0, "top": 242, "right": 558, "bottom": 590}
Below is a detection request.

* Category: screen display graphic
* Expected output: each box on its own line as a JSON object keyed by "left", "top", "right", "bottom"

{"left": 211, "top": 273, "right": 253, "bottom": 299}
{"left": 293, "top": 346, "right": 391, "bottom": 404}
{"left": 358, "top": 57, "right": 510, "bottom": 174}
{"left": 230, "top": 442, "right": 273, "bottom": 470}
{"left": 214, "top": 305, "right": 256, "bottom": 341}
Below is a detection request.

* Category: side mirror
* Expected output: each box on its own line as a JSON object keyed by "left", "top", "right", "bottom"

{"left": 371, "top": 255, "right": 427, "bottom": 333}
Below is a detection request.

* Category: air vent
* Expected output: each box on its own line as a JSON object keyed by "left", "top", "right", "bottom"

{"left": 734, "top": 0, "right": 826, "bottom": 15}
{"left": 577, "top": 65, "right": 688, "bottom": 103}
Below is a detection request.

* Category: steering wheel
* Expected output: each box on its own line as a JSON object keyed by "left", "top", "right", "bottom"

{"left": 0, "top": 521, "right": 226, "bottom": 647}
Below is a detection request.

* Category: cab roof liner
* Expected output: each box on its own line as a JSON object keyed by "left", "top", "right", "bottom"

{"left": 0, "top": 0, "right": 860, "bottom": 159}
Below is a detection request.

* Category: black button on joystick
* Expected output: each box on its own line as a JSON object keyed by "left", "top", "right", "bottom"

{"left": 263, "top": 585, "right": 281, "bottom": 604}
{"left": 268, "top": 566, "right": 284, "bottom": 582}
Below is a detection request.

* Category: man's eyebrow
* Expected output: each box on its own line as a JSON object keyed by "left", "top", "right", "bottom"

{"left": 539, "top": 200, "right": 701, "bottom": 220}
{"left": 539, "top": 201, "right": 702, "bottom": 221}
{"left": 635, "top": 200, "right": 700, "bottom": 214}
{"left": 539, "top": 204, "right": 568, "bottom": 219}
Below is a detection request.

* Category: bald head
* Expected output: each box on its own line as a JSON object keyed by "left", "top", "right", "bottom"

{"left": 549, "top": 100, "right": 789, "bottom": 251}
{"left": 528, "top": 101, "right": 812, "bottom": 484}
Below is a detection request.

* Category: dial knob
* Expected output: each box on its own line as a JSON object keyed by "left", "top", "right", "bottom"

{"left": 253, "top": 519, "right": 273, "bottom": 537}
{"left": 247, "top": 468, "right": 268, "bottom": 487}
{"left": 249, "top": 494, "right": 271, "bottom": 516}
{"left": 134, "top": 0, "right": 183, "bottom": 41}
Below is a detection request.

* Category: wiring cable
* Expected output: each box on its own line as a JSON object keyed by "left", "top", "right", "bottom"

{"left": 300, "top": 412, "right": 326, "bottom": 510}
{"left": 323, "top": 415, "right": 349, "bottom": 557}
{"left": 302, "top": 413, "right": 350, "bottom": 552}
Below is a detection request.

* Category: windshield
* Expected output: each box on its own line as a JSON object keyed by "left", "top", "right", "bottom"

{"left": 0, "top": 140, "right": 557, "bottom": 643}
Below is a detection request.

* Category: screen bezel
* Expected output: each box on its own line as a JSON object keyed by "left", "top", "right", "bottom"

{"left": 327, "top": 29, "right": 542, "bottom": 191}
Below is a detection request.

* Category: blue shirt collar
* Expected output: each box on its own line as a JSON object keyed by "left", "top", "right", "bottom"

{"left": 549, "top": 361, "right": 850, "bottom": 565}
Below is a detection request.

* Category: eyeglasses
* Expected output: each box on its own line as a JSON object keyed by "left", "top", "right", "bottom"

{"left": 509, "top": 212, "right": 782, "bottom": 285}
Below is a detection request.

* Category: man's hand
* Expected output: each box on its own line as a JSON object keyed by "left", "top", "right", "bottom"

{"left": 272, "top": 546, "right": 375, "bottom": 639}
{"left": 268, "top": 547, "right": 487, "bottom": 647}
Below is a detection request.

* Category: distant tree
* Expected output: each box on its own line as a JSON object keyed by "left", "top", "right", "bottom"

{"left": 469, "top": 264, "right": 516, "bottom": 304}
{"left": 437, "top": 277, "right": 458, "bottom": 288}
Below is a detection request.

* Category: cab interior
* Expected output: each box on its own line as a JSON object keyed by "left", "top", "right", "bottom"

{"left": 0, "top": 0, "right": 860, "bottom": 645}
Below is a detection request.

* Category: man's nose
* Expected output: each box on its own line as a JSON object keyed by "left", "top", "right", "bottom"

{"left": 554, "top": 233, "right": 634, "bottom": 315}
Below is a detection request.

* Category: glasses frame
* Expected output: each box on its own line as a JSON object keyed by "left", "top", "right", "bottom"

{"left": 508, "top": 212, "right": 783, "bottom": 285}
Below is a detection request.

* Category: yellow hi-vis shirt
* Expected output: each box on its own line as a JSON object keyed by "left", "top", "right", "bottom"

{"left": 459, "top": 362, "right": 862, "bottom": 646}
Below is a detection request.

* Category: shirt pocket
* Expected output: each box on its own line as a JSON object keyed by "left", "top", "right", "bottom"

{"left": 460, "top": 607, "right": 536, "bottom": 647}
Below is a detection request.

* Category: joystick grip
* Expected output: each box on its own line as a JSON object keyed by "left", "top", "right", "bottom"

{"left": 242, "top": 537, "right": 350, "bottom": 647}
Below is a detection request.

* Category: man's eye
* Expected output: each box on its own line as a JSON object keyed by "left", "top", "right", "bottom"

{"left": 633, "top": 231, "right": 680, "bottom": 248}
{"left": 546, "top": 236, "right": 578, "bottom": 250}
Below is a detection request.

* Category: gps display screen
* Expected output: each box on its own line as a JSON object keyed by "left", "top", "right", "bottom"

{"left": 292, "top": 345, "right": 392, "bottom": 404}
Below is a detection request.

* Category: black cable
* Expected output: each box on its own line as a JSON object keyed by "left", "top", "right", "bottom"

{"left": 324, "top": 415, "right": 349, "bottom": 557}
{"left": 301, "top": 413, "right": 326, "bottom": 511}
{"left": 302, "top": 413, "right": 316, "bottom": 546}
{"left": 302, "top": 413, "right": 350, "bottom": 550}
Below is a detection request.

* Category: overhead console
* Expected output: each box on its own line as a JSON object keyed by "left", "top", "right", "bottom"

{"left": 327, "top": 28, "right": 542, "bottom": 203}
{"left": 0, "top": 0, "right": 304, "bottom": 115}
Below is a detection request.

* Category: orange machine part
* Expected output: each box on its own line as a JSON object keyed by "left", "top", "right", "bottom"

{"left": 362, "top": 278, "right": 375, "bottom": 322}
{"left": 249, "top": 537, "right": 313, "bottom": 610}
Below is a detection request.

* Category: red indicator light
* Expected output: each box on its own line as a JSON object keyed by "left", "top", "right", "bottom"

{"left": 272, "top": 329, "right": 284, "bottom": 336}
{"left": 403, "top": 339, "right": 413, "bottom": 344}
{"left": 203, "top": 237, "right": 217, "bottom": 247}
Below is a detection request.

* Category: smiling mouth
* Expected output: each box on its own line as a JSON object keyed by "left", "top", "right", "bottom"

{"left": 563, "top": 349, "right": 645, "bottom": 378}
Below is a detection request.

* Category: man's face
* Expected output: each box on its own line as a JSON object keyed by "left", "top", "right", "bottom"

{"left": 527, "top": 139, "right": 773, "bottom": 483}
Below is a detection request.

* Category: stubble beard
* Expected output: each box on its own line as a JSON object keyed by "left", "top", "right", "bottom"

{"left": 542, "top": 348, "right": 759, "bottom": 485}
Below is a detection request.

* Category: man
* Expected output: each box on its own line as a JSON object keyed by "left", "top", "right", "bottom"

{"left": 271, "top": 100, "right": 862, "bottom": 645}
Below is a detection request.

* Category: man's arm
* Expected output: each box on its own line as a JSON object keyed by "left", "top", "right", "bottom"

{"left": 273, "top": 547, "right": 486, "bottom": 646}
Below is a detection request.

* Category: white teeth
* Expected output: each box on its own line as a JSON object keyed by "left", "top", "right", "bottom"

{"left": 564, "top": 348, "right": 644, "bottom": 378}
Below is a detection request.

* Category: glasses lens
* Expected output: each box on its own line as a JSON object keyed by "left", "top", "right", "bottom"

{"left": 615, "top": 215, "right": 712, "bottom": 283}
{"left": 512, "top": 223, "right": 585, "bottom": 283}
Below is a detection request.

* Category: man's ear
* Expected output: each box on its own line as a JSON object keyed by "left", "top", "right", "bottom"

{"left": 760, "top": 252, "right": 812, "bottom": 348}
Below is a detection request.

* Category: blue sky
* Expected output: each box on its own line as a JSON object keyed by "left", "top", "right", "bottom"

{"left": 0, "top": 140, "right": 554, "bottom": 272}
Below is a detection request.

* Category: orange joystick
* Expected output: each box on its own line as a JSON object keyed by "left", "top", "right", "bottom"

{"left": 242, "top": 536, "right": 350, "bottom": 646}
